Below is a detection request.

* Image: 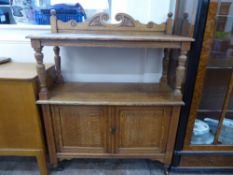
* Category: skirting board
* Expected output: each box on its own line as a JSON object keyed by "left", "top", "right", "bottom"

{"left": 171, "top": 167, "right": 233, "bottom": 174}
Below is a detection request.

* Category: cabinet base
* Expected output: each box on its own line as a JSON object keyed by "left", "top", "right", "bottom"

{"left": 41, "top": 103, "right": 181, "bottom": 171}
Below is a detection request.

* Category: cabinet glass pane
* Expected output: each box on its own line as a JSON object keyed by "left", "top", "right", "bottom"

{"left": 191, "top": 70, "right": 231, "bottom": 145}
{"left": 218, "top": 92, "right": 233, "bottom": 145}
{"left": 191, "top": 0, "right": 233, "bottom": 145}
{"left": 208, "top": 15, "right": 233, "bottom": 67}
{"left": 219, "top": 1, "right": 233, "bottom": 16}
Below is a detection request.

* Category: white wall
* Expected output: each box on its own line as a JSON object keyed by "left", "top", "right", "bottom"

{"left": 111, "top": 0, "right": 174, "bottom": 23}
{"left": 0, "top": 26, "right": 163, "bottom": 83}
{"left": 0, "top": 0, "right": 175, "bottom": 83}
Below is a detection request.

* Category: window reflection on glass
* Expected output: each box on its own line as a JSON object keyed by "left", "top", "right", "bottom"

{"left": 191, "top": 69, "right": 232, "bottom": 145}
{"left": 217, "top": 88, "right": 233, "bottom": 145}
{"left": 209, "top": 0, "right": 233, "bottom": 68}
{"left": 191, "top": 119, "right": 214, "bottom": 145}
{"left": 111, "top": 0, "right": 172, "bottom": 23}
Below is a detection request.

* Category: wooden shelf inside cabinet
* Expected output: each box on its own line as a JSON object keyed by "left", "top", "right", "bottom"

{"left": 37, "top": 83, "right": 184, "bottom": 106}
{"left": 206, "top": 66, "right": 232, "bottom": 70}
{"left": 207, "top": 56, "right": 233, "bottom": 70}
{"left": 198, "top": 109, "right": 233, "bottom": 113}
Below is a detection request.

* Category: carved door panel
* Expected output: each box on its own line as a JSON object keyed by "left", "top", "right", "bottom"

{"left": 51, "top": 105, "right": 108, "bottom": 154}
{"left": 115, "top": 107, "right": 171, "bottom": 156}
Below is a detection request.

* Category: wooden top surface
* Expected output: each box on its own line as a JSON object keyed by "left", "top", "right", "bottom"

{"left": 0, "top": 62, "right": 53, "bottom": 80}
{"left": 38, "top": 82, "right": 184, "bottom": 106}
{"left": 27, "top": 32, "right": 194, "bottom": 42}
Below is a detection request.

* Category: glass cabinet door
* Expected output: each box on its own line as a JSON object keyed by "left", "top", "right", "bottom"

{"left": 218, "top": 94, "right": 233, "bottom": 145}
{"left": 191, "top": 0, "right": 233, "bottom": 146}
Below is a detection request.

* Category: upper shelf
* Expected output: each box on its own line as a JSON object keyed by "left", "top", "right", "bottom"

{"left": 27, "top": 32, "right": 194, "bottom": 42}
{"left": 27, "top": 33, "right": 193, "bottom": 49}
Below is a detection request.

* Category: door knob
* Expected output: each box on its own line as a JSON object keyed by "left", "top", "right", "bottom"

{"left": 111, "top": 128, "right": 117, "bottom": 135}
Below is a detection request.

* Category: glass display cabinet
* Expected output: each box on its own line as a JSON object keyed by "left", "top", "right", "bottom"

{"left": 188, "top": 0, "right": 233, "bottom": 147}
{"left": 186, "top": 0, "right": 233, "bottom": 148}
{"left": 173, "top": 0, "right": 233, "bottom": 172}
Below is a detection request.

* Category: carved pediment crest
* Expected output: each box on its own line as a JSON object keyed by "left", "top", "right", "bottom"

{"left": 50, "top": 10, "right": 173, "bottom": 33}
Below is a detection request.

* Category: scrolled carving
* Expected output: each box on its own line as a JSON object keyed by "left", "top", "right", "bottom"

{"left": 89, "top": 13, "right": 110, "bottom": 27}
{"left": 115, "top": 13, "right": 135, "bottom": 27}
{"left": 147, "top": 22, "right": 156, "bottom": 28}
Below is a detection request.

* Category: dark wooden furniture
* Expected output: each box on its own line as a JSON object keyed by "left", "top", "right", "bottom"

{"left": 172, "top": 0, "right": 233, "bottom": 172}
{"left": 0, "top": 62, "right": 55, "bottom": 175}
{"left": 27, "top": 11, "right": 193, "bottom": 173}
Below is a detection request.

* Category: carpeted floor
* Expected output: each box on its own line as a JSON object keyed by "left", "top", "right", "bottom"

{"left": 0, "top": 157, "right": 227, "bottom": 175}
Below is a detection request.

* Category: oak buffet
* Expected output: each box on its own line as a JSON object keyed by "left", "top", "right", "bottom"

{"left": 27, "top": 11, "right": 194, "bottom": 173}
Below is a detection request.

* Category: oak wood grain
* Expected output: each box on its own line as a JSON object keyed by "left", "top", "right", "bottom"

{"left": 53, "top": 46, "right": 64, "bottom": 83}
{"left": 27, "top": 33, "right": 194, "bottom": 43}
{"left": 164, "top": 107, "right": 181, "bottom": 167}
{"left": 51, "top": 105, "right": 108, "bottom": 154}
{"left": 180, "top": 155, "right": 233, "bottom": 167}
{"left": 37, "top": 83, "right": 184, "bottom": 106}
{"left": 51, "top": 12, "right": 169, "bottom": 34}
{"left": 42, "top": 105, "right": 58, "bottom": 167}
{"left": 115, "top": 107, "right": 171, "bottom": 156}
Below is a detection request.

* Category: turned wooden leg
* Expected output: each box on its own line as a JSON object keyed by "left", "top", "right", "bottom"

{"left": 36, "top": 150, "right": 48, "bottom": 175}
{"left": 160, "top": 49, "right": 170, "bottom": 86}
{"left": 174, "top": 46, "right": 188, "bottom": 96}
{"left": 34, "top": 46, "right": 49, "bottom": 100}
{"left": 54, "top": 46, "right": 64, "bottom": 83}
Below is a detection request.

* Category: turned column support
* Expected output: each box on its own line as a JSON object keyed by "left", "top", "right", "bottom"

{"left": 160, "top": 49, "right": 170, "bottom": 86}
{"left": 54, "top": 46, "right": 64, "bottom": 83}
{"left": 174, "top": 43, "right": 190, "bottom": 96}
{"left": 32, "top": 40, "right": 49, "bottom": 100}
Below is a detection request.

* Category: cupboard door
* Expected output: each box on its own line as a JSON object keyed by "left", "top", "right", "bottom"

{"left": 51, "top": 105, "right": 108, "bottom": 154}
{"left": 115, "top": 107, "right": 171, "bottom": 156}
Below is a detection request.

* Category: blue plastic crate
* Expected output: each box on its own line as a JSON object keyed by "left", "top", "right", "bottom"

{"left": 35, "top": 3, "right": 86, "bottom": 25}
{"left": 35, "top": 11, "right": 85, "bottom": 25}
